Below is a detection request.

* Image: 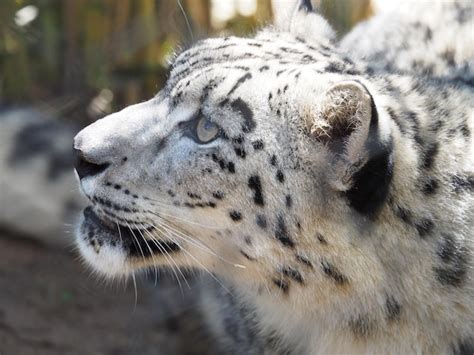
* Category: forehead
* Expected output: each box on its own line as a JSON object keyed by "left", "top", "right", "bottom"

{"left": 165, "top": 33, "right": 347, "bottom": 97}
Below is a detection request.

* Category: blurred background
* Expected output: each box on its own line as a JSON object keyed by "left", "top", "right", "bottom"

{"left": 0, "top": 1, "right": 375, "bottom": 354}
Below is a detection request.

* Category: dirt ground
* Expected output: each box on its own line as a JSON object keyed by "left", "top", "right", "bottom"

{"left": 0, "top": 234, "right": 219, "bottom": 355}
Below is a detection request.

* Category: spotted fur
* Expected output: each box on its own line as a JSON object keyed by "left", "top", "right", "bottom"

{"left": 74, "top": 1, "right": 473, "bottom": 354}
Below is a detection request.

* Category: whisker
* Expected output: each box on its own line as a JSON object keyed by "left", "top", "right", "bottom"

{"left": 158, "top": 217, "right": 246, "bottom": 269}
{"left": 135, "top": 226, "right": 160, "bottom": 287}
{"left": 146, "top": 208, "right": 221, "bottom": 229}
{"left": 177, "top": 0, "right": 194, "bottom": 42}
{"left": 125, "top": 221, "right": 149, "bottom": 286}
{"left": 131, "top": 272, "right": 138, "bottom": 310}
{"left": 153, "top": 223, "right": 232, "bottom": 295}
{"left": 138, "top": 221, "right": 190, "bottom": 291}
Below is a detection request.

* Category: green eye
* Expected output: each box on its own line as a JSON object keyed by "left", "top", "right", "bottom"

{"left": 195, "top": 115, "right": 220, "bottom": 143}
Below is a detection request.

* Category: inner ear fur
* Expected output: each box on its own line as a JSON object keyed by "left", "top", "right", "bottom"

{"left": 310, "top": 81, "right": 372, "bottom": 150}
{"left": 309, "top": 81, "right": 394, "bottom": 217}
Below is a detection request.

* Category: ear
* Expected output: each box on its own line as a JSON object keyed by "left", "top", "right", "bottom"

{"left": 309, "top": 81, "right": 394, "bottom": 218}
{"left": 281, "top": 0, "right": 335, "bottom": 43}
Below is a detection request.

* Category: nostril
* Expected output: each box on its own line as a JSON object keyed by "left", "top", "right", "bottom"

{"left": 73, "top": 147, "right": 110, "bottom": 180}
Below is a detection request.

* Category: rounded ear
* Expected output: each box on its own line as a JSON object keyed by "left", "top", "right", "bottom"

{"left": 308, "top": 81, "right": 394, "bottom": 218}
{"left": 310, "top": 81, "right": 373, "bottom": 152}
{"left": 280, "top": 0, "right": 335, "bottom": 42}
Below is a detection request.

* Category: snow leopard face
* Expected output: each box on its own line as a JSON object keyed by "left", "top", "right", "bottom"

{"left": 73, "top": 3, "right": 395, "bottom": 296}
{"left": 74, "top": 25, "right": 392, "bottom": 288}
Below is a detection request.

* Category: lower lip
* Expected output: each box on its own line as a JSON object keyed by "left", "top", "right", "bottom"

{"left": 82, "top": 206, "right": 181, "bottom": 256}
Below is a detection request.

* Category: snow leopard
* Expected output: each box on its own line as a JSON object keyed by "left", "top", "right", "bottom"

{"left": 73, "top": 1, "right": 473, "bottom": 353}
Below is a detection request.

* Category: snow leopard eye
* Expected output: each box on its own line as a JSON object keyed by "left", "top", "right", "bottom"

{"left": 195, "top": 115, "right": 220, "bottom": 143}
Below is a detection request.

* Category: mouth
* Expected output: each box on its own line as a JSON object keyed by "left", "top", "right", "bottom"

{"left": 79, "top": 206, "right": 180, "bottom": 259}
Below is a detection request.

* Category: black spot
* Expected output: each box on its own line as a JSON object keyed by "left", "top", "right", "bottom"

{"left": 124, "top": 189, "right": 130, "bottom": 195}
{"left": 259, "top": 65, "right": 269, "bottom": 72}
{"left": 447, "top": 128, "right": 458, "bottom": 138}
{"left": 295, "top": 254, "right": 313, "bottom": 268}
{"left": 422, "top": 178, "right": 439, "bottom": 195}
{"left": 452, "top": 175, "right": 474, "bottom": 192}
{"left": 219, "top": 98, "right": 229, "bottom": 107}
{"left": 404, "top": 110, "right": 420, "bottom": 133}
{"left": 434, "top": 263, "right": 468, "bottom": 288}
{"left": 276, "top": 170, "right": 285, "bottom": 183}
{"left": 155, "top": 137, "right": 167, "bottom": 154}
{"left": 316, "top": 233, "right": 327, "bottom": 244}
{"left": 252, "top": 140, "right": 264, "bottom": 150}
{"left": 240, "top": 250, "right": 256, "bottom": 261}
{"left": 437, "top": 234, "right": 459, "bottom": 263}
{"left": 285, "top": 195, "right": 292, "bottom": 208}
{"left": 256, "top": 214, "right": 267, "bottom": 229}
{"left": 349, "top": 316, "right": 372, "bottom": 338}
{"left": 234, "top": 147, "right": 246, "bottom": 159}
{"left": 424, "top": 27, "right": 433, "bottom": 41}
{"left": 270, "top": 155, "right": 277, "bottom": 166}
{"left": 272, "top": 278, "right": 289, "bottom": 293}
{"left": 385, "top": 296, "right": 401, "bottom": 321}
{"left": 415, "top": 218, "right": 434, "bottom": 238}
{"left": 229, "top": 211, "right": 242, "bottom": 221}
{"left": 212, "top": 191, "right": 224, "bottom": 200}
{"left": 281, "top": 266, "right": 304, "bottom": 284}
{"left": 244, "top": 236, "right": 252, "bottom": 245}
{"left": 248, "top": 175, "right": 264, "bottom": 206}
{"left": 275, "top": 215, "right": 294, "bottom": 248}
{"left": 226, "top": 73, "right": 252, "bottom": 95}
{"left": 321, "top": 260, "right": 348, "bottom": 285}
{"left": 232, "top": 135, "right": 244, "bottom": 144}
{"left": 460, "top": 123, "right": 470, "bottom": 138}
{"left": 122, "top": 157, "right": 128, "bottom": 162}
{"left": 393, "top": 205, "right": 412, "bottom": 224}
{"left": 167, "top": 190, "right": 176, "bottom": 197}
{"left": 430, "top": 120, "right": 444, "bottom": 132}
{"left": 230, "top": 98, "right": 256, "bottom": 133}
{"left": 187, "top": 192, "right": 201, "bottom": 199}
{"left": 434, "top": 234, "right": 469, "bottom": 287}
{"left": 386, "top": 107, "right": 407, "bottom": 134}
{"left": 296, "top": 220, "right": 301, "bottom": 230}
{"left": 421, "top": 142, "right": 439, "bottom": 170}
{"left": 227, "top": 162, "right": 236, "bottom": 173}
{"left": 325, "top": 62, "right": 344, "bottom": 73}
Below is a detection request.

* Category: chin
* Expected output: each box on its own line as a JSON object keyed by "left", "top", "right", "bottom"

{"left": 75, "top": 206, "right": 180, "bottom": 277}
